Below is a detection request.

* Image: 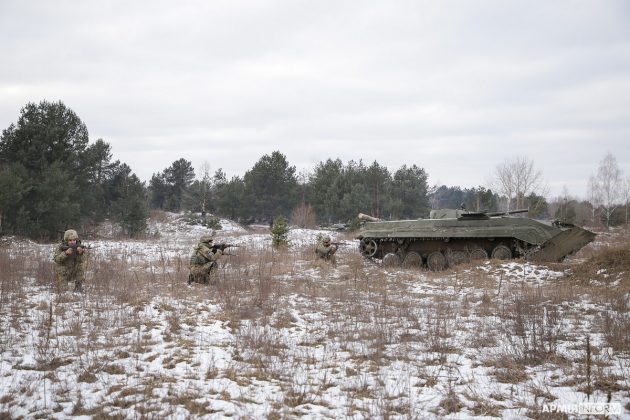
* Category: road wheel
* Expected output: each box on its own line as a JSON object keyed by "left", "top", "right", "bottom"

{"left": 447, "top": 250, "right": 469, "bottom": 266}
{"left": 491, "top": 245, "right": 512, "bottom": 260}
{"left": 469, "top": 248, "right": 489, "bottom": 261}
{"left": 402, "top": 251, "right": 422, "bottom": 269}
{"left": 360, "top": 239, "right": 378, "bottom": 258}
{"left": 382, "top": 252, "right": 401, "bottom": 268}
{"left": 427, "top": 251, "right": 447, "bottom": 271}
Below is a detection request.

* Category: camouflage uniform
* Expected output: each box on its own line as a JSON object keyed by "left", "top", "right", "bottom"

{"left": 53, "top": 229, "right": 87, "bottom": 292}
{"left": 315, "top": 235, "right": 338, "bottom": 264}
{"left": 188, "top": 235, "right": 223, "bottom": 284}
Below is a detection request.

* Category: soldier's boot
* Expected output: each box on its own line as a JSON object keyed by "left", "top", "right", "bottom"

{"left": 74, "top": 280, "right": 83, "bottom": 293}
{"left": 187, "top": 274, "right": 194, "bottom": 285}
{"left": 55, "top": 278, "right": 63, "bottom": 293}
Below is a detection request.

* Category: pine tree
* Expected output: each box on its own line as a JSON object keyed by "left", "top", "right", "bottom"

{"left": 243, "top": 151, "right": 298, "bottom": 222}
{"left": 271, "top": 215, "right": 289, "bottom": 248}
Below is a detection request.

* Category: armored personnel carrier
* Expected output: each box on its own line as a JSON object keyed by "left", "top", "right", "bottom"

{"left": 356, "top": 209, "right": 596, "bottom": 270}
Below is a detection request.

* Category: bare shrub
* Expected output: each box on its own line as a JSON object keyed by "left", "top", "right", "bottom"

{"left": 602, "top": 312, "right": 630, "bottom": 353}
{"left": 0, "top": 247, "right": 23, "bottom": 310}
{"left": 291, "top": 203, "right": 317, "bottom": 228}
{"left": 493, "top": 365, "right": 529, "bottom": 384}
{"left": 465, "top": 390, "right": 504, "bottom": 416}
{"left": 283, "top": 382, "right": 316, "bottom": 408}
{"left": 438, "top": 388, "right": 463, "bottom": 415}
{"left": 500, "top": 287, "right": 560, "bottom": 364}
{"left": 423, "top": 302, "right": 459, "bottom": 354}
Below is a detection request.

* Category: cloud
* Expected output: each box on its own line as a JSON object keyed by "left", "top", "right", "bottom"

{"left": 1, "top": 0, "right": 629, "bottom": 198}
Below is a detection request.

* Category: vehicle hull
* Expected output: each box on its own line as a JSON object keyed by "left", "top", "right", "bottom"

{"left": 356, "top": 212, "right": 596, "bottom": 269}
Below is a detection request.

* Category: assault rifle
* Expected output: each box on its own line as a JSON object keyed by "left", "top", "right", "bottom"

{"left": 211, "top": 243, "right": 240, "bottom": 252}
{"left": 330, "top": 242, "right": 350, "bottom": 246}
{"left": 61, "top": 243, "right": 91, "bottom": 251}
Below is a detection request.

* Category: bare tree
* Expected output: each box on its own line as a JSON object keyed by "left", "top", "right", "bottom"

{"left": 558, "top": 185, "right": 571, "bottom": 221}
{"left": 491, "top": 156, "right": 545, "bottom": 211}
{"left": 586, "top": 174, "right": 602, "bottom": 226}
{"left": 199, "top": 161, "right": 212, "bottom": 216}
{"left": 595, "top": 153, "right": 623, "bottom": 227}
{"left": 291, "top": 203, "right": 317, "bottom": 228}
{"left": 428, "top": 184, "right": 440, "bottom": 210}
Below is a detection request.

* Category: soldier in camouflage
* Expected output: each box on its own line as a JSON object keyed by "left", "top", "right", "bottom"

{"left": 188, "top": 235, "right": 223, "bottom": 284}
{"left": 315, "top": 235, "right": 338, "bottom": 265}
{"left": 53, "top": 229, "right": 87, "bottom": 292}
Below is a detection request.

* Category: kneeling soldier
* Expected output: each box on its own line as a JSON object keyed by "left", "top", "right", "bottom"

{"left": 315, "top": 235, "right": 338, "bottom": 265}
{"left": 188, "top": 235, "right": 223, "bottom": 284}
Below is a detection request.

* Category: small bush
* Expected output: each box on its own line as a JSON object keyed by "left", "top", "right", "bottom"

{"left": 271, "top": 216, "right": 289, "bottom": 248}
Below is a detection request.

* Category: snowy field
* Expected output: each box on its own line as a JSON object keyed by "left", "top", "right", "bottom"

{"left": 0, "top": 213, "right": 628, "bottom": 418}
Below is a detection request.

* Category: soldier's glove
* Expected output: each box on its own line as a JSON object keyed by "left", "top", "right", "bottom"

{"left": 65, "top": 248, "right": 74, "bottom": 256}
{"left": 77, "top": 247, "right": 84, "bottom": 255}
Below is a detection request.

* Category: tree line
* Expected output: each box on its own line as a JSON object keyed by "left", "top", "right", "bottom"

{"left": 0, "top": 101, "right": 147, "bottom": 239}
{"left": 1, "top": 101, "right": 628, "bottom": 240}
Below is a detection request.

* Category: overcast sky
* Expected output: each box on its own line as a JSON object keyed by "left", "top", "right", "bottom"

{"left": 1, "top": 0, "right": 629, "bottom": 199}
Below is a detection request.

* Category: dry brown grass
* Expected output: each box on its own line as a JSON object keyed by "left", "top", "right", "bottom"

{"left": 437, "top": 388, "right": 464, "bottom": 415}
{"left": 2, "top": 231, "right": 630, "bottom": 418}
{"left": 570, "top": 244, "right": 630, "bottom": 286}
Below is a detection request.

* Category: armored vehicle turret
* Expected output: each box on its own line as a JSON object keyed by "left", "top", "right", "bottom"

{"left": 356, "top": 209, "right": 595, "bottom": 270}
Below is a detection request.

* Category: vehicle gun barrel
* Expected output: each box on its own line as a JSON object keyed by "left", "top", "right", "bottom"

{"left": 485, "top": 209, "right": 529, "bottom": 217}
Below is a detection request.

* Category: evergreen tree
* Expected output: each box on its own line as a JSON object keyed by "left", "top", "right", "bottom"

{"left": 215, "top": 175, "right": 245, "bottom": 221}
{"left": 468, "top": 187, "right": 498, "bottom": 212}
{"left": 83, "top": 139, "right": 120, "bottom": 220}
{"left": 335, "top": 160, "right": 374, "bottom": 220}
{"left": 430, "top": 185, "right": 466, "bottom": 210}
{"left": 148, "top": 158, "right": 195, "bottom": 212}
{"left": 0, "top": 164, "right": 29, "bottom": 235}
{"left": 34, "top": 162, "right": 80, "bottom": 239}
{"left": 0, "top": 101, "right": 130, "bottom": 236}
{"left": 525, "top": 193, "right": 549, "bottom": 219}
{"left": 339, "top": 183, "right": 370, "bottom": 221}
{"left": 309, "top": 159, "right": 344, "bottom": 223}
{"left": 390, "top": 165, "right": 429, "bottom": 219}
{"left": 243, "top": 151, "right": 298, "bottom": 222}
{"left": 0, "top": 101, "right": 90, "bottom": 174}
{"left": 108, "top": 164, "right": 148, "bottom": 237}
{"left": 0, "top": 101, "right": 94, "bottom": 238}
{"left": 149, "top": 173, "right": 168, "bottom": 210}
{"left": 164, "top": 158, "right": 195, "bottom": 212}
{"left": 271, "top": 215, "right": 289, "bottom": 248}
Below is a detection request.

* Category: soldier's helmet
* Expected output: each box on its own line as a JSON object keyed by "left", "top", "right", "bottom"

{"left": 63, "top": 229, "right": 79, "bottom": 241}
{"left": 322, "top": 235, "right": 331, "bottom": 245}
{"left": 200, "top": 235, "right": 214, "bottom": 243}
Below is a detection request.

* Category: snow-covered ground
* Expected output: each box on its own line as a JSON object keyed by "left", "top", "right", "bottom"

{"left": 0, "top": 214, "right": 628, "bottom": 418}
